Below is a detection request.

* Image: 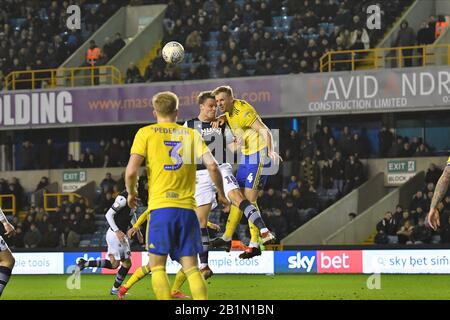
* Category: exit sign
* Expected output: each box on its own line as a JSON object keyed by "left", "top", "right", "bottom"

{"left": 62, "top": 171, "right": 87, "bottom": 183}
{"left": 387, "top": 160, "right": 416, "bottom": 173}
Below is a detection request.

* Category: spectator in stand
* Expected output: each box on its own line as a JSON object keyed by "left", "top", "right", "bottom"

{"left": 9, "top": 225, "right": 24, "bottom": 248}
{"left": 321, "top": 159, "right": 334, "bottom": 190}
{"left": 323, "top": 137, "right": 339, "bottom": 161}
{"left": 100, "top": 173, "right": 116, "bottom": 193}
{"left": 284, "top": 197, "right": 302, "bottom": 231}
{"left": 39, "top": 139, "right": 54, "bottom": 169}
{"left": 397, "top": 219, "right": 414, "bottom": 244}
{"left": 425, "top": 163, "right": 443, "bottom": 186}
{"left": 86, "top": 40, "right": 102, "bottom": 85}
{"left": 103, "top": 37, "right": 115, "bottom": 61}
{"left": 331, "top": 151, "right": 345, "bottom": 195}
{"left": 35, "top": 177, "right": 49, "bottom": 191}
{"left": 125, "top": 62, "right": 143, "bottom": 84}
{"left": 40, "top": 224, "right": 60, "bottom": 247}
{"left": 112, "top": 33, "right": 126, "bottom": 56}
{"left": 376, "top": 211, "right": 398, "bottom": 244}
{"left": 344, "top": 155, "right": 364, "bottom": 194}
{"left": 388, "top": 136, "right": 404, "bottom": 157}
{"left": 108, "top": 138, "right": 122, "bottom": 166}
{"left": 267, "top": 208, "right": 289, "bottom": 239}
{"left": 24, "top": 223, "right": 42, "bottom": 248}
{"left": 414, "top": 143, "right": 430, "bottom": 156}
{"left": 409, "top": 190, "right": 427, "bottom": 214}
{"left": 300, "top": 132, "right": 317, "bottom": 159}
{"left": 409, "top": 218, "right": 431, "bottom": 244}
{"left": 97, "top": 191, "right": 114, "bottom": 215}
{"left": 378, "top": 125, "right": 394, "bottom": 158}
{"left": 349, "top": 133, "right": 366, "bottom": 158}
{"left": 338, "top": 126, "right": 352, "bottom": 158}
{"left": 399, "top": 142, "right": 414, "bottom": 157}
{"left": 84, "top": 154, "right": 97, "bottom": 168}
{"left": 21, "top": 141, "right": 34, "bottom": 170}
{"left": 435, "top": 15, "right": 449, "bottom": 40}
{"left": 299, "top": 156, "right": 320, "bottom": 189}
{"left": 374, "top": 229, "right": 388, "bottom": 244}
{"left": 64, "top": 154, "right": 78, "bottom": 168}
{"left": 417, "top": 20, "right": 436, "bottom": 65}
{"left": 9, "top": 178, "right": 25, "bottom": 211}
{"left": 287, "top": 176, "right": 298, "bottom": 193}
{"left": 394, "top": 20, "right": 416, "bottom": 67}
{"left": 350, "top": 27, "right": 370, "bottom": 50}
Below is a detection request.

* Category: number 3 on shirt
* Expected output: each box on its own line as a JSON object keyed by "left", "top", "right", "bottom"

{"left": 164, "top": 141, "right": 183, "bottom": 171}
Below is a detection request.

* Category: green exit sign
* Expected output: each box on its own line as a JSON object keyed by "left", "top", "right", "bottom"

{"left": 387, "top": 160, "right": 416, "bottom": 173}
{"left": 63, "top": 170, "right": 86, "bottom": 183}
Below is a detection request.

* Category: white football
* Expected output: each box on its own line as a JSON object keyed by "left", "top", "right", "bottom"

{"left": 162, "top": 41, "right": 185, "bottom": 64}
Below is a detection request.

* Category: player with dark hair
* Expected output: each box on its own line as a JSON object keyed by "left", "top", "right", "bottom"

{"left": 0, "top": 207, "right": 15, "bottom": 298}
{"left": 183, "top": 91, "right": 274, "bottom": 268}
{"left": 77, "top": 190, "right": 143, "bottom": 295}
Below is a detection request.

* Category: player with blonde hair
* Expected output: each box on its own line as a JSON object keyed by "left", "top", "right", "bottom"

{"left": 124, "top": 91, "right": 228, "bottom": 300}
{"left": 210, "top": 86, "right": 281, "bottom": 259}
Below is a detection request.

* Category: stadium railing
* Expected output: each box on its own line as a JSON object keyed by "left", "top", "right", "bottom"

{"left": 0, "top": 194, "right": 16, "bottom": 215}
{"left": 4, "top": 65, "right": 122, "bottom": 90}
{"left": 43, "top": 193, "right": 87, "bottom": 212}
{"left": 320, "top": 44, "right": 450, "bottom": 72}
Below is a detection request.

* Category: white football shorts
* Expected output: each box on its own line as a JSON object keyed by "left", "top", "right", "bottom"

{"left": 195, "top": 163, "right": 239, "bottom": 209}
{"left": 106, "top": 228, "right": 131, "bottom": 260}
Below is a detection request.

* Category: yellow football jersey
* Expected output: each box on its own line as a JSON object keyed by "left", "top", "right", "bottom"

{"left": 447, "top": 156, "right": 450, "bottom": 165}
{"left": 130, "top": 122, "right": 208, "bottom": 211}
{"left": 225, "top": 99, "right": 267, "bottom": 155}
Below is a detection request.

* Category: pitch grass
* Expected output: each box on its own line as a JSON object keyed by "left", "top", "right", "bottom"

{"left": 2, "top": 274, "right": 450, "bottom": 300}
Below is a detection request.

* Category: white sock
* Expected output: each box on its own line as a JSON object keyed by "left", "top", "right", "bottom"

{"left": 249, "top": 242, "right": 259, "bottom": 248}
{"left": 199, "top": 263, "right": 208, "bottom": 269}
{"left": 260, "top": 228, "right": 269, "bottom": 234}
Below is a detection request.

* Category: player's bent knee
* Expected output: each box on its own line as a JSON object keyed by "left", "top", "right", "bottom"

{"left": 243, "top": 188, "right": 258, "bottom": 202}
{"left": 0, "top": 251, "right": 15, "bottom": 269}
{"left": 228, "top": 189, "right": 246, "bottom": 205}
{"left": 122, "top": 259, "right": 132, "bottom": 268}
{"left": 9, "top": 256, "right": 15, "bottom": 269}
{"left": 110, "top": 260, "right": 120, "bottom": 269}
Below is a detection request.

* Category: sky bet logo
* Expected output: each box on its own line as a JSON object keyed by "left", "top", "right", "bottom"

{"left": 275, "top": 251, "right": 317, "bottom": 273}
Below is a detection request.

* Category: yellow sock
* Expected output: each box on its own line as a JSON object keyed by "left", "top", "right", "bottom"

{"left": 223, "top": 204, "right": 243, "bottom": 240}
{"left": 171, "top": 268, "right": 187, "bottom": 293}
{"left": 150, "top": 266, "right": 171, "bottom": 300}
{"left": 123, "top": 265, "right": 150, "bottom": 290}
{"left": 249, "top": 202, "right": 261, "bottom": 244}
{"left": 184, "top": 266, "right": 207, "bottom": 300}
{"left": 249, "top": 221, "right": 259, "bottom": 243}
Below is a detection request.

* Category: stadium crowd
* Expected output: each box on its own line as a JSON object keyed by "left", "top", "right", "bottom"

{"left": 13, "top": 123, "right": 436, "bottom": 172}
{"left": 0, "top": 0, "right": 130, "bottom": 89}
{"left": 0, "top": 0, "right": 420, "bottom": 88}
{"left": 374, "top": 163, "right": 450, "bottom": 245}
{"left": 1, "top": 0, "right": 449, "bottom": 88}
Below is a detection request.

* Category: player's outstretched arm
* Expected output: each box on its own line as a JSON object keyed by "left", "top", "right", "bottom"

{"left": 428, "top": 165, "right": 450, "bottom": 230}
{"left": 125, "top": 154, "right": 144, "bottom": 209}
{"left": 0, "top": 207, "right": 15, "bottom": 237}
{"left": 128, "top": 210, "right": 149, "bottom": 238}
{"left": 251, "top": 118, "right": 283, "bottom": 164}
